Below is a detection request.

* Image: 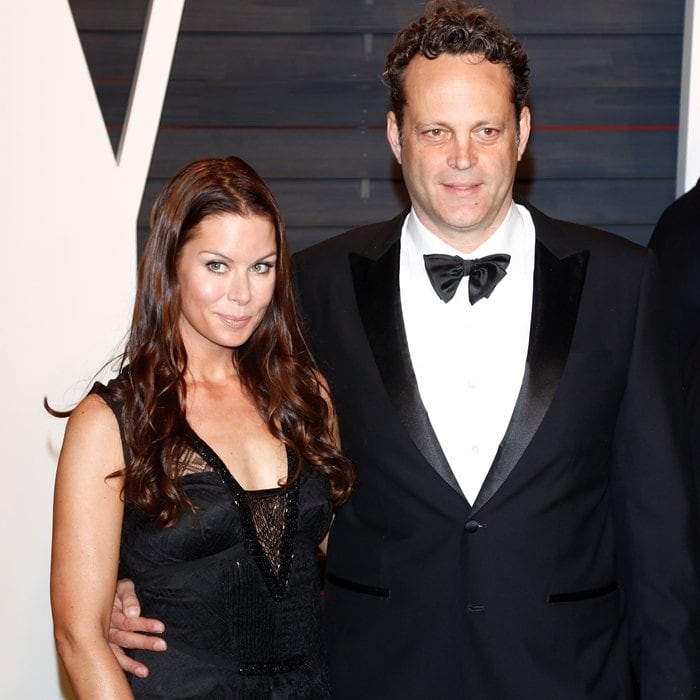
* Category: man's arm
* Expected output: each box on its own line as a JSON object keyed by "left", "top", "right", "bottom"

{"left": 108, "top": 579, "right": 167, "bottom": 678}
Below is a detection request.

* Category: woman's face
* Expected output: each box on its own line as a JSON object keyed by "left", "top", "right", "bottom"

{"left": 176, "top": 212, "right": 277, "bottom": 356}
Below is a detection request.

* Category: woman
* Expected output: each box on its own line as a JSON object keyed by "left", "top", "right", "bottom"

{"left": 50, "top": 156, "right": 355, "bottom": 698}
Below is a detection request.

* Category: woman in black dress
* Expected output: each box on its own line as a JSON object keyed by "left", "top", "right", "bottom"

{"left": 50, "top": 156, "right": 354, "bottom": 698}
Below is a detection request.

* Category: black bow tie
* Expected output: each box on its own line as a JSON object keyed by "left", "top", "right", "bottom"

{"left": 423, "top": 253, "right": 511, "bottom": 305}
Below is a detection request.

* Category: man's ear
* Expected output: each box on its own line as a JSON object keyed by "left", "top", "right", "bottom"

{"left": 516, "top": 106, "right": 531, "bottom": 162}
{"left": 386, "top": 111, "right": 403, "bottom": 164}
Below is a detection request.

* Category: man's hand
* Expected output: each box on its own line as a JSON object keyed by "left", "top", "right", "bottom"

{"left": 108, "top": 579, "right": 167, "bottom": 678}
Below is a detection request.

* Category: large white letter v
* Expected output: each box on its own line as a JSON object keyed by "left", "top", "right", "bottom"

{"left": 117, "top": 0, "right": 186, "bottom": 215}
{"left": 0, "top": 3, "right": 183, "bottom": 695}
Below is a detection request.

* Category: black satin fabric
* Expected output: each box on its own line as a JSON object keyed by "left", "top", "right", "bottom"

{"left": 422, "top": 252, "right": 511, "bottom": 304}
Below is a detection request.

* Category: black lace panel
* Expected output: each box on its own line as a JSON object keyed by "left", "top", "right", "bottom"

{"left": 185, "top": 428, "right": 300, "bottom": 601}
{"left": 247, "top": 489, "right": 288, "bottom": 573}
{"left": 173, "top": 446, "right": 211, "bottom": 476}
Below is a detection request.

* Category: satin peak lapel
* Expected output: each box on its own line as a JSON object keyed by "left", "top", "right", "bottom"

{"left": 470, "top": 241, "right": 589, "bottom": 515}
{"left": 349, "top": 244, "right": 463, "bottom": 496}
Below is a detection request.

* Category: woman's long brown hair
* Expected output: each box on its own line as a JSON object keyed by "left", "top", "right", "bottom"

{"left": 102, "top": 156, "right": 354, "bottom": 526}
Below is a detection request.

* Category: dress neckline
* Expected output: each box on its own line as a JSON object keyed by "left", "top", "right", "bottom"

{"left": 182, "top": 420, "right": 289, "bottom": 495}
{"left": 183, "top": 422, "right": 300, "bottom": 601}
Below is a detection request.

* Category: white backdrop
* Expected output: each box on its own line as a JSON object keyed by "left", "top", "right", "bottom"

{"left": 679, "top": 0, "right": 700, "bottom": 192}
{"left": 0, "top": 1, "right": 183, "bottom": 696}
{"left": 0, "top": 0, "right": 697, "bottom": 697}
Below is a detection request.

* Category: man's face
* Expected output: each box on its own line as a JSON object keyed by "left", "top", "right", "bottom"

{"left": 387, "top": 53, "right": 530, "bottom": 253}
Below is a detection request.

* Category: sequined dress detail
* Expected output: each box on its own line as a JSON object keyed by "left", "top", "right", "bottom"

{"left": 94, "top": 380, "right": 332, "bottom": 699}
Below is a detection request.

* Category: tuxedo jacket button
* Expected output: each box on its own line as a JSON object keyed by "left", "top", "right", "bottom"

{"left": 464, "top": 520, "right": 480, "bottom": 533}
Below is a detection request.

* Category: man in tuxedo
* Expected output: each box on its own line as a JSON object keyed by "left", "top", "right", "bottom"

{"left": 110, "top": 2, "right": 700, "bottom": 696}
{"left": 648, "top": 178, "right": 700, "bottom": 367}
{"left": 648, "top": 180, "right": 700, "bottom": 529}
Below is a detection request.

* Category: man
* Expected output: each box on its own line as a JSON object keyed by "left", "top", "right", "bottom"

{"left": 648, "top": 178, "right": 700, "bottom": 366}
{"left": 111, "top": 3, "right": 700, "bottom": 696}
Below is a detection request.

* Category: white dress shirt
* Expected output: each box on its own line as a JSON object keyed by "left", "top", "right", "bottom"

{"left": 399, "top": 203, "right": 535, "bottom": 504}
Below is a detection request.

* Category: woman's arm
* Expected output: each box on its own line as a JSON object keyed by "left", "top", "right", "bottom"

{"left": 50, "top": 393, "right": 134, "bottom": 699}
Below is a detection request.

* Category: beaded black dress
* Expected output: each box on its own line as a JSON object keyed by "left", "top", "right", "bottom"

{"left": 94, "top": 381, "right": 332, "bottom": 699}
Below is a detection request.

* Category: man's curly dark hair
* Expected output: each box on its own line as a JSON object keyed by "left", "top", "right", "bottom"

{"left": 383, "top": 2, "right": 530, "bottom": 129}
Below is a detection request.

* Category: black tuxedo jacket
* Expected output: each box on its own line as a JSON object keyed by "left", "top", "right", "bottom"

{"left": 293, "top": 202, "right": 700, "bottom": 699}
{"left": 648, "top": 178, "right": 700, "bottom": 364}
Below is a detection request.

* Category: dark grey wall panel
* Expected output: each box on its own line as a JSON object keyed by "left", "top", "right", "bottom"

{"left": 518, "top": 178, "right": 676, "bottom": 225}
{"left": 82, "top": 32, "right": 682, "bottom": 124}
{"left": 70, "top": 0, "right": 684, "bottom": 251}
{"left": 70, "top": 0, "right": 683, "bottom": 34}
{"left": 523, "top": 129, "right": 678, "bottom": 179}
{"left": 148, "top": 127, "right": 396, "bottom": 179}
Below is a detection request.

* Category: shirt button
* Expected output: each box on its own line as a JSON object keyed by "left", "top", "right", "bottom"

{"left": 471, "top": 445, "right": 479, "bottom": 453}
{"left": 467, "top": 380, "right": 476, "bottom": 389}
